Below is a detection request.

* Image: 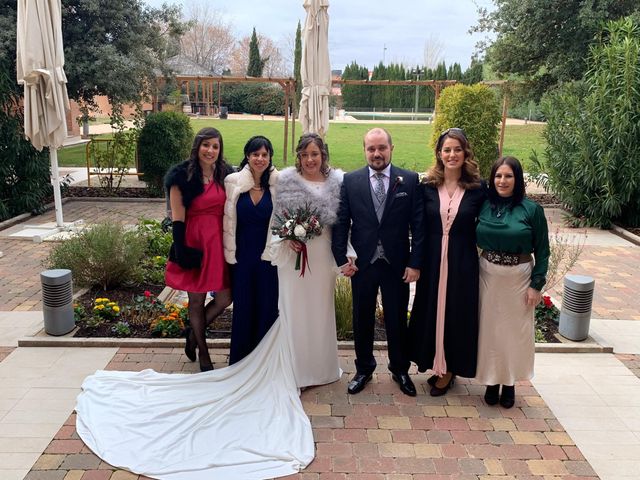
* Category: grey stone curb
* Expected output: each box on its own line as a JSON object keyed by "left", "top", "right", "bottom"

{"left": 17, "top": 332, "right": 612, "bottom": 353}
{"left": 20, "top": 287, "right": 611, "bottom": 352}
{"left": 612, "top": 224, "right": 640, "bottom": 247}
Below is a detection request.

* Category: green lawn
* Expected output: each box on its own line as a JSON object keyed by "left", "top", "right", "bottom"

{"left": 59, "top": 119, "right": 547, "bottom": 172}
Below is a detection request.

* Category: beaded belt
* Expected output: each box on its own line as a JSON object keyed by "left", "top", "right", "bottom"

{"left": 481, "top": 250, "right": 532, "bottom": 266}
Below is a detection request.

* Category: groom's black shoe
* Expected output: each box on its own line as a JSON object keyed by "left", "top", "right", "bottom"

{"left": 392, "top": 373, "right": 417, "bottom": 397}
{"left": 347, "top": 373, "right": 372, "bottom": 394}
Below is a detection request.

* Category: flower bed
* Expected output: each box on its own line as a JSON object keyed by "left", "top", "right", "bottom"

{"left": 535, "top": 295, "right": 560, "bottom": 343}
{"left": 73, "top": 285, "right": 232, "bottom": 339}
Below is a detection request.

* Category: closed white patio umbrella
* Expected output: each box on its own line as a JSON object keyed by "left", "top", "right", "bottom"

{"left": 16, "top": 0, "right": 70, "bottom": 227}
{"left": 299, "top": 0, "right": 331, "bottom": 138}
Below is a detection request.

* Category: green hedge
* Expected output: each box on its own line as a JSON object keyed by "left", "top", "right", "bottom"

{"left": 138, "top": 112, "right": 193, "bottom": 193}
{"left": 219, "top": 83, "right": 285, "bottom": 115}
{"left": 431, "top": 84, "right": 501, "bottom": 179}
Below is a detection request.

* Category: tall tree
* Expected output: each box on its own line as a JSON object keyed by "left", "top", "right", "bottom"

{"left": 179, "top": 5, "right": 235, "bottom": 74}
{"left": 294, "top": 21, "right": 302, "bottom": 100}
{"left": 447, "top": 63, "right": 463, "bottom": 81}
{"left": 58, "top": 0, "right": 186, "bottom": 121}
{"left": 462, "top": 58, "right": 484, "bottom": 84}
{"left": 473, "top": 0, "right": 640, "bottom": 95}
{"left": 341, "top": 61, "right": 370, "bottom": 109}
{"left": 247, "top": 27, "right": 267, "bottom": 77}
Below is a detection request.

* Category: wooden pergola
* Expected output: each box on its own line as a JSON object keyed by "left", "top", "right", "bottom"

{"left": 153, "top": 75, "right": 297, "bottom": 164}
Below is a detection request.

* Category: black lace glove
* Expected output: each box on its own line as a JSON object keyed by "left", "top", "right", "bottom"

{"left": 169, "top": 221, "right": 203, "bottom": 270}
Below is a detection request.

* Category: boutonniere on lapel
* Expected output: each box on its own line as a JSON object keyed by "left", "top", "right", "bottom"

{"left": 390, "top": 176, "right": 406, "bottom": 197}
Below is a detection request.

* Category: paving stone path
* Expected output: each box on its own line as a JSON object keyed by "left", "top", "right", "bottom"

{"left": 23, "top": 348, "right": 599, "bottom": 480}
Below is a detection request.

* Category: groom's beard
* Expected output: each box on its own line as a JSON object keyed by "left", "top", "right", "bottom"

{"left": 369, "top": 156, "right": 391, "bottom": 171}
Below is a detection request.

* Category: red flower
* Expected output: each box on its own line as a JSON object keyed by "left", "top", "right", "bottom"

{"left": 144, "top": 290, "right": 151, "bottom": 298}
{"left": 543, "top": 295, "right": 553, "bottom": 308}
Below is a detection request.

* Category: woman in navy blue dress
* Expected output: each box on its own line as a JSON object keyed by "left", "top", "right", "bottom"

{"left": 223, "top": 136, "right": 279, "bottom": 364}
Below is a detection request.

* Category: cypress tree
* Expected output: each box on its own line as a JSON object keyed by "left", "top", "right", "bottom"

{"left": 294, "top": 21, "right": 302, "bottom": 100}
{"left": 247, "top": 27, "right": 266, "bottom": 77}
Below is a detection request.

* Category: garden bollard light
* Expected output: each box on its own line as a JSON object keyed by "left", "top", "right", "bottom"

{"left": 558, "top": 274, "right": 595, "bottom": 341}
{"left": 41, "top": 269, "right": 75, "bottom": 335}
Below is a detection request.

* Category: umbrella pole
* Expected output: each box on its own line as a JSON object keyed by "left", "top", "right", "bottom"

{"left": 50, "top": 148, "right": 64, "bottom": 227}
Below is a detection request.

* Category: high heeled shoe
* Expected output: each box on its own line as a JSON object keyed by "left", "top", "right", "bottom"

{"left": 184, "top": 327, "right": 196, "bottom": 362}
{"left": 484, "top": 384, "right": 500, "bottom": 405}
{"left": 500, "top": 385, "right": 515, "bottom": 409}
{"left": 429, "top": 373, "right": 455, "bottom": 397}
{"left": 199, "top": 360, "right": 214, "bottom": 372}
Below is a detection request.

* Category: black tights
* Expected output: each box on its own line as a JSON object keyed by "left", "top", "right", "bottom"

{"left": 187, "top": 289, "right": 232, "bottom": 367}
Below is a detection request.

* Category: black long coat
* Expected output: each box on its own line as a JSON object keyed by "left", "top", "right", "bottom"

{"left": 408, "top": 182, "right": 486, "bottom": 377}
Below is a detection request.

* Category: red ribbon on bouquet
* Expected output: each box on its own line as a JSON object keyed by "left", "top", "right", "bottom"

{"left": 294, "top": 243, "right": 311, "bottom": 277}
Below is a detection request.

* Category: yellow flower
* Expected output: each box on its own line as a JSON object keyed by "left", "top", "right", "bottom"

{"left": 113, "top": 306, "right": 120, "bottom": 313}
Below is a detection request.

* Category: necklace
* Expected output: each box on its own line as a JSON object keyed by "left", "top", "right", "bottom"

{"left": 495, "top": 204, "right": 508, "bottom": 218}
{"left": 251, "top": 185, "right": 263, "bottom": 191}
{"left": 203, "top": 173, "right": 213, "bottom": 184}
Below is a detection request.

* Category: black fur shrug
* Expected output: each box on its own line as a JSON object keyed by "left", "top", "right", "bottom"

{"left": 164, "top": 160, "right": 233, "bottom": 209}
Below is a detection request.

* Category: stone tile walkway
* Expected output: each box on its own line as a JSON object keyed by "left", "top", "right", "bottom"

{"left": 26, "top": 348, "right": 598, "bottom": 480}
{"left": 617, "top": 354, "right": 640, "bottom": 379}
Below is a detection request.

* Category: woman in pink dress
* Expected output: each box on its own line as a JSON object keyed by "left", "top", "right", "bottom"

{"left": 165, "top": 127, "right": 233, "bottom": 371}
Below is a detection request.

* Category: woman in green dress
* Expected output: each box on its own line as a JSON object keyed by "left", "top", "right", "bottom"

{"left": 475, "top": 156, "right": 550, "bottom": 408}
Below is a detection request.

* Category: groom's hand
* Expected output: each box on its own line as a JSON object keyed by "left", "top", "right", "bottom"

{"left": 403, "top": 267, "right": 420, "bottom": 283}
{"left": 340, "top": 258, "right": 358, "bottom": 277}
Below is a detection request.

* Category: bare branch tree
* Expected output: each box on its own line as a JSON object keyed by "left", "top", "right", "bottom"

{"left": 229, "top": 32, "right": 290, "bottom": 77}
{"left": 423, "top": 34, "right": 445, "bottom": 69}
{"left": 179, "top": 4, "right": 235, "bottom": 74}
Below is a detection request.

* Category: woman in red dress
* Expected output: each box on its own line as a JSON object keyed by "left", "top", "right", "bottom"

{"left": 165, "top": 127, "right": 233, "bottom": 371}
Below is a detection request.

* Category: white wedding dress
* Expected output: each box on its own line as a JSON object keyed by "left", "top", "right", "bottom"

{"left": 270, "top": 225, "right": 342, "bottom": 388}
{"left": 76, "top": 175, "right": 344, "bottom": 480}
{"left": 76, "top": 318, "right": 315, "bottom": 480}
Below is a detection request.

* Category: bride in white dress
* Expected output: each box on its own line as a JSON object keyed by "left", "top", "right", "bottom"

{"left": 268, "top": 134, "right": 344, "bottom": 388}
{"left": 75, "top": 134, "right": 346, "bottom": 480}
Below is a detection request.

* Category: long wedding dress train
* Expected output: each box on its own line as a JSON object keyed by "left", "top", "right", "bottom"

{"left": 75, "top": 318, "right": 314, "bottom": 480}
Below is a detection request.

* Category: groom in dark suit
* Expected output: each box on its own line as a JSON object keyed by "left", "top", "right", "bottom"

{"left": 332, "top": 128, "right": 424, "bottom": 396}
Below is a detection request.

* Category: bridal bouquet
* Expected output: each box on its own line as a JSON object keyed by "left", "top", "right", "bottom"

{"left": 271, "top": 203, "right": 323, "bottom": 276}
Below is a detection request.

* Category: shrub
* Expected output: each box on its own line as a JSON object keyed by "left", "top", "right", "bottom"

{"left": 138, "top": 111, "right": 192, "bottom": 194}
{"left": 0, "top": 57, "right": 51, "bottom": 221}
{"left": 541, "top": 18, "right": 640, "bottom": 227}
{"left": 136, "top": 218, "right": 172, "bottom": 257}
{"left": 220, "top": 83, "right": 285, "bottom": 115}
{"left": 87, "top": 130, "right": 138, "bottom": 195}
{"left": 334, "top": 277, "right": 353, "bottom": 340}
{"left": 431, "top": 83, "right": 501, "bottom": 179}
{"left": 46, "top": 223, "right": 146, "bottom": 290}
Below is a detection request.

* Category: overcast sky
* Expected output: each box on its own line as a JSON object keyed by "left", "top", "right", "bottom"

{"left": 146, "top": 0, "right": 496, "bottom": 72}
